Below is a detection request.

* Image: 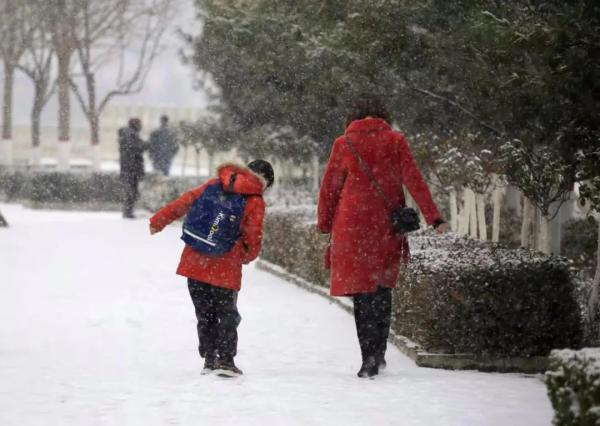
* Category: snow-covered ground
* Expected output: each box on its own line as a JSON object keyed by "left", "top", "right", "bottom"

{"left": 0, "top": 203, "right": 552, "bottom": 426}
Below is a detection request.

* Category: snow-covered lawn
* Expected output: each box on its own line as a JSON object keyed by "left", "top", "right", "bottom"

{"left": 0, "top": 203, "right": 552, "bottom": 426}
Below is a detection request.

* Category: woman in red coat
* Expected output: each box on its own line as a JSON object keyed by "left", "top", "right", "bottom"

{"left": 317, "top": 96, "right": 447, "bottom": 378}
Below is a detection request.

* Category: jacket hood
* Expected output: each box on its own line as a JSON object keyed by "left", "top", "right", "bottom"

{"left": 217, "top": 163, "right": 266, "bottom": 195}
{"left": 345, "top": 117, "right": 391, "bottom": 134}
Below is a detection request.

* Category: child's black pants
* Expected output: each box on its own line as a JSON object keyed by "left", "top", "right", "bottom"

{"left": 353, "top": 286, "right": 392, "bottom": 362}
{"left": 188, "top": 279, "right": 241, "bottom": 361}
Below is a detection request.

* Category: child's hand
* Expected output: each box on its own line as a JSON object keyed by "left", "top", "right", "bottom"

{"left": 149, "top": 224, "right": 160, "bottom": 235}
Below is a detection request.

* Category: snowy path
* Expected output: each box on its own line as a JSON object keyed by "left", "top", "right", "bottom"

{"left": 0, "top": 203, "right": 552, "bottom": 426}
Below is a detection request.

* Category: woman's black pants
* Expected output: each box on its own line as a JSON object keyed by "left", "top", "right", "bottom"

{"left": 188, "top": 279, "right": 241, "bottom": 361}
{"left": 353, "top": 286, "right": 392, "bottom": 362}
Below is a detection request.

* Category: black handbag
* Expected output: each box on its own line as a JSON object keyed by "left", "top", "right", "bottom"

{"left": 345, "top": 136, "right": 421, "bottom": 234}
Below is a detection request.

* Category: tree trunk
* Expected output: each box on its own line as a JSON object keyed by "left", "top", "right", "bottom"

{"left": 181, "top": 145, "right": 188, "bottom": 176}
{"left": 449, "top": 189, "right": 458, "bottom": 232}
{"left": 90, "top": 112, "right": 101, "bottom": 171}
{"left": 588, "top": 217, "right": 600, "bottom": 321}
{"left": 2, "top": 64, "right": 14, "bottom": 140}
{"left": 492, "top": 186, "right": 503, "bottom": 242}
{"left": 312, "top": 153, "right": 320, "bottom": 196}
{"left": 271, "top": 156, "right": 280, "bottom": 194}
{"left": 31, "top": 101, "right": 43, "bottom": 167}
{"left": 196, "top": 148, "right": 202, "bottom": 178}
{"left": 548, "top": 200, "right": 565, "bottom": 255}
{"left": 31, "top": 105, "right": 42, "bottom": 148}
{"left": 87, "top": 71, "right": 98, "bottom": 142}
{"left": 467, "top": 189, "right": 478, "bottom": 239}
{"left": 57, "top": 53, "right": 70, "bottom": 170}
{"left": 521, "top": 197, "right": 533, "bottom": 248}
{"left": 90, "top": 114, "right": 100, "bottom": 145}
{"left": 476, "top": 193, "right": 487, "bottom": 241}
{"left": 537, "top": 212, "right": 551, "bottom": 255}
{"left": 505, "top": 185, "right": 522, "bottom": 217}
{"left": 457, "top": 188, "right": 469, "bottom": 236}
{"left": 207, "top": 151, "right": 214, "bottom": 178}
{"left": 57, "top": 54, "right": 70, "bottom": 141}
{"left": 1, "top": 64, "right": 14, "bottom": 167}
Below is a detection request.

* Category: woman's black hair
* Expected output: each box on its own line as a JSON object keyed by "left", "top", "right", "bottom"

{"left": 248, "top": 159, "right": 275, "bottom": 188}
{"left": 346, "top": 95, "right": 390, "bottom": 127}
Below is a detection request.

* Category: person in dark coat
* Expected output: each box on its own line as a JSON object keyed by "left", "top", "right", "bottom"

{"left": 148, "top": 115, "right": 180, "bottom": 176}
{"left": 317, "top": 96, "right": 448, "bottom": 378}
{"left": 118, "top": 118, "right": 147, "bottom": 218}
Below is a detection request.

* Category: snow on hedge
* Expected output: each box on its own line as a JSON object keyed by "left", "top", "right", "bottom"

{"left": 546, "top": 348, "right": 600, "bottom": 425}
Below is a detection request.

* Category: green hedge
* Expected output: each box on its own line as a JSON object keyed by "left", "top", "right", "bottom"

{"left": 261, "top": 209, "right": 329, "bottom": 287}
{"left": 0, "top": 170, "right": 199, "bottom": 211}
{"left": 139, "top": 174, "right": 199, "bottom": 212}
{"left": 397, "top": 234, "right": 583, "bottom": 357}
{"left": 261, "top": 211, "right": 584, "bottom": 358}
{"left": 0, "top": 170, "right": 122, "bottom": 204}
{"left": 546, "top": 349, "right": 600, "bottom": 425}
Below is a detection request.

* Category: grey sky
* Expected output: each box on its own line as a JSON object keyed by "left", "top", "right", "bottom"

{"left": 6, "top": 0, "right": 210, "bottom": 127}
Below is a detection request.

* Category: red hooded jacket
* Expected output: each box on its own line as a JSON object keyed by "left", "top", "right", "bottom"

{"left": 317, "top": 118, "right": 442, "bottom": 296}
{"left": 150, "top": 164, "right": 267, "bottom": 291}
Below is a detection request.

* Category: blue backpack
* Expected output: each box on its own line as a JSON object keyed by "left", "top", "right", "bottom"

{"left": 181, "top": 182, "right": 247, "bottom": 255}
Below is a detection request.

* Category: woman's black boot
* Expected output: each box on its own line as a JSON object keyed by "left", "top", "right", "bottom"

{"left": 357, "top": 355, "right": 379, "bottom": 378}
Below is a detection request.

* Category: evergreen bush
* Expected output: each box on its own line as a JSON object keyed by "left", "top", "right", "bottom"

{"left": 0, "top": 170, "right": 200, "bottom": 211}
{"left": 396, "top": 233, "right": 583, "bottom": 357}
{"left": 262, "top": 212, "right": 584, "bottom": 358}
{"left": 546, "top": 348, "right": 600, "bottom": 426}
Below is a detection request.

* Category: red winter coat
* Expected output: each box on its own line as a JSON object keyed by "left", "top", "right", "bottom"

{"left": 150, "top": 164, "right": 267, "bottom": 291}
{"left": 317, "top": 118, "right": 442, "bottom": 296}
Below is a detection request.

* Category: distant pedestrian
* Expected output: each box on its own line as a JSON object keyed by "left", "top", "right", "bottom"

{"left": 149, "top": 160, "right": 275, "bottom": 378}
{"left": 317, "top": 95, "right": 448, "bottom": 378}
{"left": 118, "top": 118, "right": 147, "bottom": 218}
{"left": 148, "top": 115, "right": 180, "bottom": 176}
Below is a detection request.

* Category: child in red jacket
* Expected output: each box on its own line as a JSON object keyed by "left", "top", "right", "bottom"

{"left": 149, "top": 160, "right": 274, "bottom": 377}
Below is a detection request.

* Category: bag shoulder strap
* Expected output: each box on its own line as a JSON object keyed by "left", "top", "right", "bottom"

{"left": 344, "top": 136, "right": 393, "bottom": 210}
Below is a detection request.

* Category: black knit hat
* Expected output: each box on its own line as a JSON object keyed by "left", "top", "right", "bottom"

{"left": 248, "top": 159, "right": 275, "bottom": 188}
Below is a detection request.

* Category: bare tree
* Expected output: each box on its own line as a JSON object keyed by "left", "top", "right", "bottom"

{"left": 0, "top": 0, "right": 32, "bottom": 165}
{"left": 16, "top": 1, "right": 56, "bottom": 162}
{"left": 68, "top": 0, "right": 174, "bottom": 168}
{"left": 45, "top": 0, "right": 78, "bottom": 170}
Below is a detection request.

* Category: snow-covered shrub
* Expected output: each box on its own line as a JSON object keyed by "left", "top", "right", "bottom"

{"left": 29, "top": 172, "right": 122, "bottom": 204}
{"left": 574, "top": 277, "right": 600, "bottom": 348}
{"left": 261, "top": 210, "right": 329, "bottom": 288}
{"left": 546, "top": 348, "right": 600, "bottom": 426}
{"left": 262, "top": 211, "right": 583, "bottom": 358}
{"left": 0, "top": 171, "right": 122, "bottom": 205}
{"left": 0, "top": 170, "right": 201, "bottom": 211}
{"left": 395, "top": 232, "right": 583, "bottom": 357}
{"left": 0, "top": 170, "right": 29, "bottom": 200}
{"left": 139, "top": 174, "right": 199, "bottom": 213}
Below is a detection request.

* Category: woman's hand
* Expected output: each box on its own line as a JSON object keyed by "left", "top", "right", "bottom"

{"left": 435, "top": 222, "right": 448, "bottom": 235}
